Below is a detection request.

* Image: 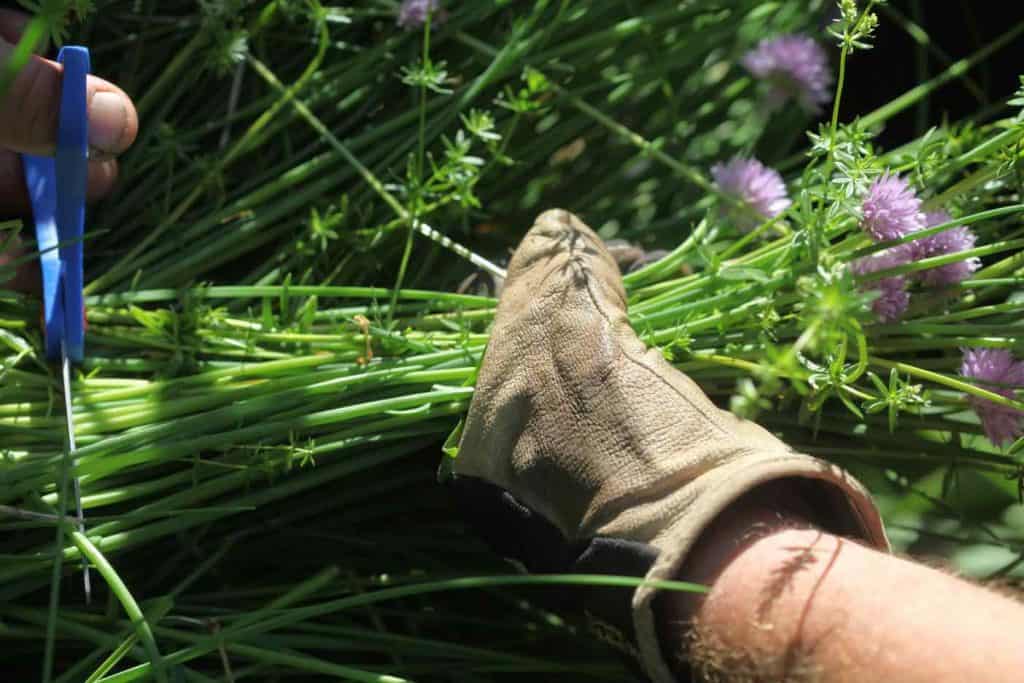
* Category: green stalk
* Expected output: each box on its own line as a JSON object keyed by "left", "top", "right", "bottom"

{"left": 390, "top": 11, "right": 435, "bottom": 326}
{"left": 97, "top": 574, "right": 703, "bottom": 683}
{"left": 859, "top": 19, "right": 1024, "bottom": 130}
{"left": 86, "top": 8, "right": 330, "bottom": 294}
{"left": 69, "top": 532, "right": 167, "bottom": 683}
{"left": 869, "top": 357, "right": 1024, "bottom": 412}
{"left": 224, "top": 644, "right": 409, "bottom": 683}
{"left": 42, "top": 405, "right": 75, "bottom": 683}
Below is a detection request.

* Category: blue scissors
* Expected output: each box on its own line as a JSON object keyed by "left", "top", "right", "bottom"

{"left": 21, "top": 46, "right": 91, "bottom": 601}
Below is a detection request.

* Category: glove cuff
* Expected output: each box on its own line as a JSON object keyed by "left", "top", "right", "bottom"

{"left": 632, "top": 452, "right": 889, "bottom": 683}
{"left": 449, "top": 452, "right": 887, "bottom": 683}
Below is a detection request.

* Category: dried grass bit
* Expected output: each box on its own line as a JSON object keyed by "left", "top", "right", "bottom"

{"left": 354, "top": 314, "right": 373, "bottom": 365}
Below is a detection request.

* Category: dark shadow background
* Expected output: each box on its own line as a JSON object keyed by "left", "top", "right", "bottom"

{"left": 843, "top": 1, "right": 1024, "bottom": 148}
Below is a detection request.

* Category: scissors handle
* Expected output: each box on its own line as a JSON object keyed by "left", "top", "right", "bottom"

{"left": 55, "top": 46, "right": 90, "bottom": 363}
{"left": 21, "top": 46, "right": 90, "bottom": 362}
{"left": 21, "top": 154, "right": 60, "bottom": 357}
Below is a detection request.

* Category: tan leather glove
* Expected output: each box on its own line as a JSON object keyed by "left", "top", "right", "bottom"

{"left": 449, "top": 209, "right": 888, "bottom": 682}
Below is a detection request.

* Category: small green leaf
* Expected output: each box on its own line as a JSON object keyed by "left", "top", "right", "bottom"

{"left": 442, "top": 418, "right": 464, "bottom": 459}
{"left": 838, "top": 390, "right": 864, "bottom": 419}
{"left": 261, "top": 297, "right": 275, "bottom": 330}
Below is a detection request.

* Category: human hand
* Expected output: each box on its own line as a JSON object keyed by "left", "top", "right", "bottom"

{"left": 448, "top": 209, "right": 888, "bottom": 682}
{"left": 1, "top": 8, "right": 138, "bottom": 289}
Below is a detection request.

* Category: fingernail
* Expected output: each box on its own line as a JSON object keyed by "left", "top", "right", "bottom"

{"left": 88, "top": 92, "right": 127, "bottom": 154}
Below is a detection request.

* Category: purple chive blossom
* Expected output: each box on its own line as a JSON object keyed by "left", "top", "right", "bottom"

{"left": 741, "top": 34, "right": 832, "bottom": 112}
{"left": 960, "top": 348, "right": 1024, "bottom": 446}
{"left": 711, "top": 157, "right": 792, "bottom": 232}
{"left": 850, "top": 246, "right": 914, "bottom": 322}
{"left": 860, "top": 173, "right": 925, "bottom": 242}
{"left": 865, "top": 278, "right": 909, "bottom": 323}
{"left": 911, "top": 211, "right": 981, "bottom": 287}
{"left": 397, "top": 0, "right": 445, "bottom": 28}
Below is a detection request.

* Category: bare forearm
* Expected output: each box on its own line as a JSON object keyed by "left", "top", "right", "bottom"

{"left": 660, "top": 508, "right": 1024, "bottom": 682}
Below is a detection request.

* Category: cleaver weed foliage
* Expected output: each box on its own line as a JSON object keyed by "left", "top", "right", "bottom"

{"left": 2, "top": 1, "right": 1024, "bottom": 680}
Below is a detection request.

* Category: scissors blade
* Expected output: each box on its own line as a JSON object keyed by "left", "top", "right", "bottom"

{"left": 60, "top": 339, "right": 91, "bottom": 603}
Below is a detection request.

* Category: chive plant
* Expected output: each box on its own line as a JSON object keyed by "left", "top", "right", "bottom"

{"left": 1, "top": 1, "right": 1024, "bottom": 680}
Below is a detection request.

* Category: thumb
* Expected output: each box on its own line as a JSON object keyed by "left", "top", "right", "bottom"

{"left": 0, "top": 35, "right": 138, "bottom": 157}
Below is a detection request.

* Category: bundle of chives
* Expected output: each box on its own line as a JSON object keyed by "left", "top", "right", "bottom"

{"left": 3, "top": 181, "right": 1024, "bottom": 676}
{"left": 2, "top": 1, "right": 1024, "bottom": 680}
{"left": 3, "top": 142, "right": 1023, "bottom": 592}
